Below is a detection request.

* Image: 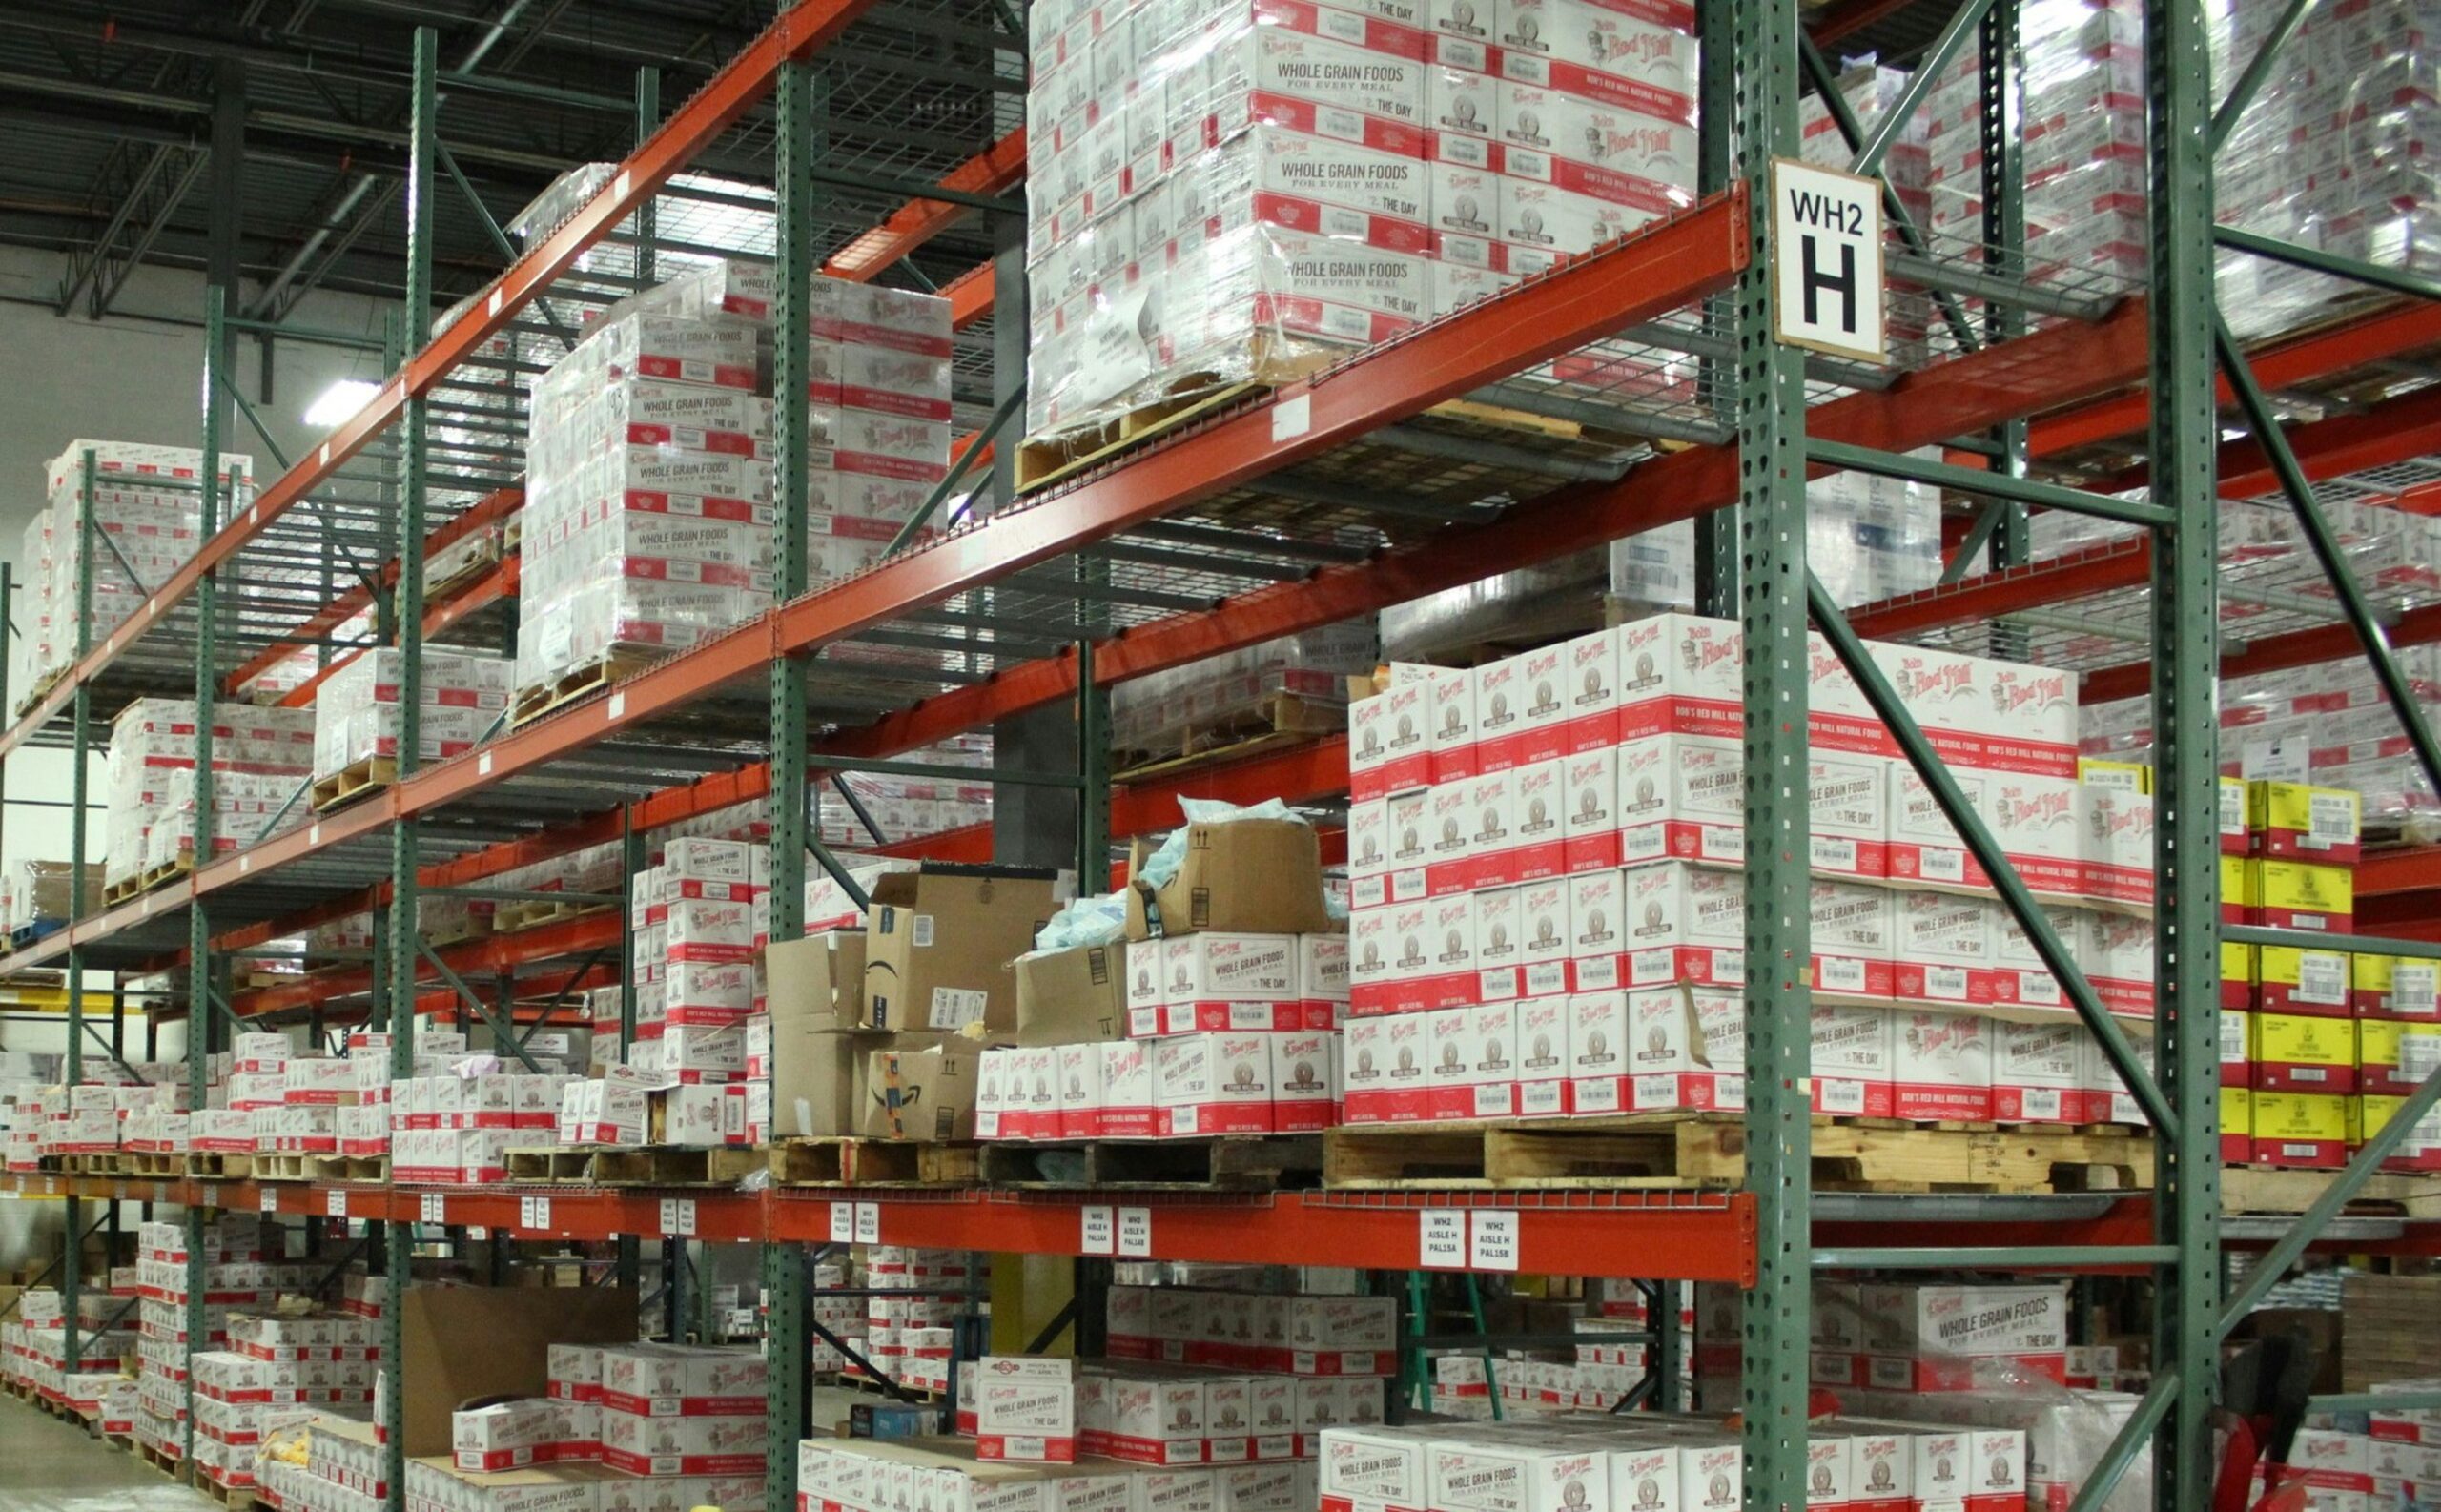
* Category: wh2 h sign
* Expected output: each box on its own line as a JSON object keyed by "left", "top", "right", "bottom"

{"left": 1771, "top": 158, "right": 1885, "bottom": 364}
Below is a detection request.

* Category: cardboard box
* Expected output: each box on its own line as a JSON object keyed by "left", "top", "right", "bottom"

{"left": 1812, "top": 1005, "right": 1894, "bottom": 1117}
{"left": 864, "top": 865, "right": 1060, "bottom": 1032}
{"left": 1125, "top": 821, "right": 1337, "bottom": 940}
{"left": 861, "top": 1038, "right": 978, "bottom": 1140}
{"left": 1015, "top": 943, "right": 1128, "bottom": 1046}
{"left": 2249, "top": 1012, "right": 2358, "bottom": 1094}
{"left": 2248, "top": 779, "right": 2362, "bottom": 864}
{"left": 1889, "top": 1011, "right": 1994, "bottom": 1121}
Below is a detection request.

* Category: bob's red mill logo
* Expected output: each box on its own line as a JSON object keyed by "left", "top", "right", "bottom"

{"left": 1892, "top": 657, "right": 1973, "bottom": 702}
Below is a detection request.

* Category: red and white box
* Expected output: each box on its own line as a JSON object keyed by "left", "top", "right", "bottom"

{"left": 1299, "top": 932, "right": 1350, "bottom": 1028}
{"left": 975, "top": 1358, "right": 1077, "bottom": 1463}
{"left": 1057, "top": 1042, "right": 1103, "bottom": 1138}
{"left": 1562, "top": 745, "right": 1622, "bottom": 872}
{"left": 1626, "top": 984, "right": 1740, "bottom": 1113}
{"left": 1467, "top": 766, "right": 1522, "bottom": 889}
{"left": 1811, "top": 880, "right": 1896, "bottom": 1001}
{"left": 1986, "top": 773, "right": 2085, "bottom": 897}
{"left": 1810, "top": 749, "right": 1893, "bottom": 880}
{"left": 1811, "top": 1004, "right": 1894, "bottom": 1117}
{"left": 1613, "top": 861, "right": 1744, "bottom": 990}
{"left": 1518, "top": 875, "right": 1573, "bottom": 997}
{"left": 1563, "top": 626, "right": 1621, "bottom": 751}
{"left": 1467, "top": 1000, "right": 1519, "bottom": 1118}
{"left": 1153, "top": 1032, "right": 1278, "bottom": 1135}
{"left": 1159, "top": 932, "right": 1303, "bottom": 1033}
{"left": 1567, "top": 989, "right": 1631, "bottom": 1116}
{"left": 1270, "top": 1029, "right": 1340, "bottom": 1134}
{"left": 1615, "top": 613, "right": 1743, "bottom": 744}
{"left": 1890, "top": 1011, "right": 1994, "bottom": 1122}
{"left": 1615, "top": 732, "right": 1744, "bottom": 868}
{"left": 1343, "top": 1011, "right": 1432, "bottom": 1123}
{"left": 1100, "top": 1039, "right": 1156, "bottom": 1139}
{"left": 2084, "top": 909, "right": 2155, "bottom": 1017}
{"left": 1427, "top": 780, "right": 1478, "bottom": 896}
{"left": 1861, "top": 1282, "right": 2067, "bottom": 1393}
{"left": 1348, "top": 689, "right": 1394, "bottom": 801}
{"left": 1513, "top": 644, "right": 1571, "bottom": 766}
{"left": 1513, "top": 996, "right": 1571, "bottom": 1116}
{"left": 2082, "top": 784, "right": 2155, "bottom": 906}
{"left": 1348, "top": 903, "right": 1400, "bottom": 1014}
{"left": 1474, "top": 655, "right": 1528, "bottom": 770}
{"left": 1986, "top": 902, "right": 2082, "bottom": 1014}
{"left": 1423, "top": 891, "right": 1481, "bottom": 1011}
{"left": 1890, "top": 890, "right": 1995, "bottom": 1007}
{"left": 1426, "top": 1006, "right": 1475, "bottom": 1120}
{"left": 1510, "top": 757, "right": 1569, "bottom": 881}
{"left": 1347, "top": 797, "right": 1390, "bottom": 887}
{"left": 1992, "top": 1020, "right": 2086, "bottom": 1125}
{"left": 1474, "top": 886, "right": 1525, "bottom": 1003}
{"left": 1426, "top": 664, "right": 1479, "bottom": 783}
{"left": 1903, "top": 1425, "right": 2031, "bottom": 1512}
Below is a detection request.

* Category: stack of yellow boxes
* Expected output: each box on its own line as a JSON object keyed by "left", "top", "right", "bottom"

{"left": 2217, "top": 777, "right": 2441, "bottom": 1169}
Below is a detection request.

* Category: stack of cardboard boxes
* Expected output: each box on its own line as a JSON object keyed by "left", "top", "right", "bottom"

{"left": 2216, "top": 777, "right": 2441, "bottom": 1170}
{"left": 974, "top": 820, "right": 1343, "bottom": 1142}
{"left": 763, "top": 861, "right": 1064, "bottom": 1144}
{"left": 105, "top": 698, "right": 315, "bottom": 895}
{"left": 311, "top": 648, "right": 514, "bottom": 783}
{"left": 1339, "top": 611, "right": 2161, "bottom": 1128}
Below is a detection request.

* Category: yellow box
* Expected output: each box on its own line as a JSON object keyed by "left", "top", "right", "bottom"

{"left": 2221, "top": 1085, "right": 2252, "bottom": 1158}
{"left": 2248, "top": 1012, "right": 2357, "bottom": 1071}
{"left": 2354, "top": 951, "right": 2396, "bottom": 996}
{"left": 2392, "top": 957, "right": 2441, "bottom": 1022}
{"left": 2358, "top": 1018, "right": 2441, "bottom": 1094}
{"left": 2253, "top": 1090, "right": 2350, "bottom": 1138}
{"left": 2246, "top": 781, "right": 2361, "bottom": 859}
{"left": 2222, "top": 941, "right": 2254, "bottom": 1007}
{"left": 2245, "top": 858, "right": 2354, "bottom": 921}
{"left": 2080, "top": 759, "right": 2150, "bottom": 795}
{"left": 2222, "top": 852, "right": 2248, "bottom": 906}
{"left": 2251, "top": 945, "right": 2352, "bottom": 1016}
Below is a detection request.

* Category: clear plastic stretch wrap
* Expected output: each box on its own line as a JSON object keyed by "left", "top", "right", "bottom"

{"left": 0, "top": 860, "right": 98, "bottom": 935}
{"left": 1609, "top": 460, "right": 1940, "bottom": 615}
{"left": 310, "top": 647, "right": 513, "bottom": 781}
{"left": 1023, "top": 0, "right": 1699, "bottom": 441}
{"left": 21, "top": 440, "right": 252, "bottom": 697}
{"left": 817, "top": 735, "right": 996, "bottom": 848}
{"left": 515, "top": 262, "right": 951, "bottom": 699}
{"left": 103, "top": 699, "right": 314, "bottom": 891}
{"left": 1110, "top": 621, "right": 1378, "bottom": 750}
{"left": 2062, "top": 497, "right": 2441, "bottom": 832}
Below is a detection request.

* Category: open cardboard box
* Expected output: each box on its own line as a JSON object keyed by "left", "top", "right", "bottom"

{"left": 1123, "top": 819, "right": 1336, "bottom": 941}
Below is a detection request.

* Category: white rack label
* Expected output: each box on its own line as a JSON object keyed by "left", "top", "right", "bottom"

{"left": 1419, "top": 1211, "right": 1467, "bottom": 1269}
{"left": 421, "top": 1194, "right": 447, "bottom": 1226}
{"left": 1081, "top": 1206, "right": 1117, "bottom": 1256}
{"left": 327, "top": 1190, "right": 348, "bottom": 1219}
{"left": 853, "top": 1202, "right": 881, "bottom": 1244}
{"left": 829, "top": 1202, "right": 856, "bottom": 1242}
{"left": 260, "top": 1190, "right": 280, "bottom": 1214}
{"left": 660, "top": 1199, "right": 697, "bottom": 1236}
{"left": 1117, "top": 1207, "right": 1153, "bottom": 1257}
{"left": 1770, "top": 158, "right": 1884, "bottom": 364}
{"left": 1468, "top": 1211, "right": 1520, "bottom": 1271}
{"left": 521, "top": 1195, "right": 552, "bottom": 1230}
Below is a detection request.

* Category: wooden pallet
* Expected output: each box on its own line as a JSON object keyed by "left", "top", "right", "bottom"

{"left": 247, "top": 1153, "right": 388, "bottom": 1183}
{"left": 768, "top": 1137, "right": 981, "bottom": 1187}
{"left": 2225, "top": 1163, "right": 2441, "bottom": 1216}
{"left": 118, "top": 1152, "right": 187, "bottom": 1177}
{"left": 310, "top": 755, "right": 397, "bottom": 812}
{"left": 1322, "top": 1114, "right": 2153, "bottom": 1193}
{"left": 979, "top": 1134, "right": 1325, "bottom": 1191}
{"left": 503, "top": 1145, "right": 762, "bottom": 1185}
{"left": 103, "top": 874, "right": 147, "bottom": 906}
{"left": 511, "top": 650, "right": 656, "bottom": 727}
{"left": 1112, "top": 691, "right": 1346, "bottom": 779}
{"left": 493, "top": 897, "right": 611, "bottom": 934}
{"left": 1016, "top": 378, "right": 1267, "bottom": 495}
{"left": 183, "top": 1151, "right": 254, "bottom": 1179}
{"left": 138, "top": 854, "right": 195, "bottom": 893}
{"left": 135, "top": 1439, "right": 185, "bottom": 1480}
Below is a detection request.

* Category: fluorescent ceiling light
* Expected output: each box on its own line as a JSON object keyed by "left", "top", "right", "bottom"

{"left": 304, "top": 378, "right": 380, "bottom": 428}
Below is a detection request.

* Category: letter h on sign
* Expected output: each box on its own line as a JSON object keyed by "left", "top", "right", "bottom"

{"left": 1769, "top": 158, "right": 1885, "bottom": 365}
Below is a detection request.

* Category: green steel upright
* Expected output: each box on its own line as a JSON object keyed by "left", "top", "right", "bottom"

{"left": 1730, "top": 0, "right": 1812, "bottom": 1504}
{"left": 2146, "top": 0, "right": 2225, "bottom": 1504}
{"left": 1692, "top": 0, "right": 1736, "bottom": 618}
{"left": 61, "top": 450, "right": 96, "bottom": 1380}
{"left": 377, "top": 29, "right": 441, "bottom": 1512}
{"left": 187, "top": 295, "right": 235, "bottom": 1463}
{"left": 763, "top": 49, "right": 821, "bottom": 1511}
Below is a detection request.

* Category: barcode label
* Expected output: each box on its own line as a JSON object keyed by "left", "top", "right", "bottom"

{"left": 2298, "top": 952, "right": 2348, "bottom": 1005}
{"left": 2405, "top": 1033, "right": 2441, "bottom": 1078}
{"left": 2308, "top": 793, "right": 2356, "bottom": 846}
{"left": 1818, "top": 1078, "right": 1865, "bottom": 1115}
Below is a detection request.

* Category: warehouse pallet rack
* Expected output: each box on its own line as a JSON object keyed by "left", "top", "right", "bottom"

{"left": 11, "top": 0, "right": 2441, "bottom": 1508}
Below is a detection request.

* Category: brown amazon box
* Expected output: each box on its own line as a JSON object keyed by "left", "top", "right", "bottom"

{"left": 767, "top": 930, "right": 867, "bottom": 1031}
{"left": 861, "top": 1037, "right": 978, "bottom": 1140}
{"left": 1124, "top": 820, "right": 1335, "bottom": 940}
{"left": 1014, "top": 943, "right": 1128, "bottom": 1046}
{"left": 862, "top": 865, "right": 1060, "bottom": 1033}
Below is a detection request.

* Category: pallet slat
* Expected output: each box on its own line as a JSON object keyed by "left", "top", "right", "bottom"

{"left": 977, "top": 1134, "right": 1323, "bottom": 1190}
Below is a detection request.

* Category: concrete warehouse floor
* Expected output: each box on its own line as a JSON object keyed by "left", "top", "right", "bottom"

{"left": 0, "top": 1395, "right": 218, "bottom": 1512}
